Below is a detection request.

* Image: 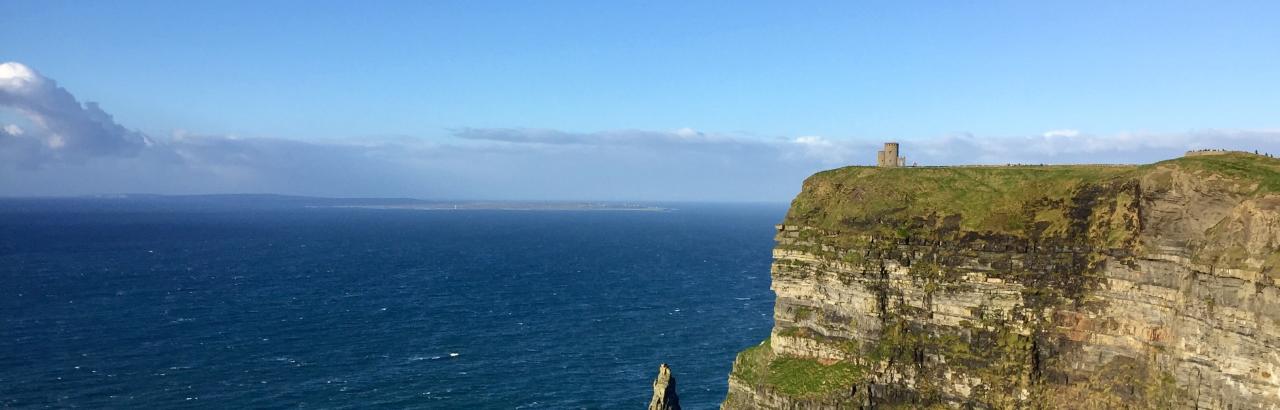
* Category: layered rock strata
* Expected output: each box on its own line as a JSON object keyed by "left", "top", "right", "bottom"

{"left": 723, "top": 153, "right": 1280, "bottom": 409}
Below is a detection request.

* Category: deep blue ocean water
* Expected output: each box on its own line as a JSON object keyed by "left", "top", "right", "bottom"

{"left": 0, "top": 198, "right": 783, "bottom": 409}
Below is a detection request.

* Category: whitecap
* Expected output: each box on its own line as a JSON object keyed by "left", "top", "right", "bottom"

{"left": 448, "top": 352, "right": 460, "bottom": 357}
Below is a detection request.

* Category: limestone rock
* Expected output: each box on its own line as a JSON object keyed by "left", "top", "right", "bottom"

{"left": 721, "top": 153, "right": 1280, "bottom": 409}
{"left": 648, "top": 363, "right": 681, "bottom": 410}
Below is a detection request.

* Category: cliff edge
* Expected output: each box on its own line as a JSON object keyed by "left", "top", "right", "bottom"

{"left": 722, "top": 152, "right": 1280, "bottom": 409}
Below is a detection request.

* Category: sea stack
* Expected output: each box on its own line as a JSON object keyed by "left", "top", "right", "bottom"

{"left": 648, "top": 363, "right": 681, "bottom": 410}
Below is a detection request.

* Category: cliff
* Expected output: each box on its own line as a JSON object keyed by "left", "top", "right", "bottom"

{"left": 722, "top": 153, "right": 1280, "bottom": 409}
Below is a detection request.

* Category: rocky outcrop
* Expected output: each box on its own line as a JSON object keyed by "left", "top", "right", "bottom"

{"left": 722, "top": 153, "right": 1280, "bottom": 409}
{"left": 649, "top": 363, "right": 681, "bottom": 410}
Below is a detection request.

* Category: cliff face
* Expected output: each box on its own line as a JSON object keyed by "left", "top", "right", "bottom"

{"left": 722, "top": 153, "right": 1280, "bottom": 409}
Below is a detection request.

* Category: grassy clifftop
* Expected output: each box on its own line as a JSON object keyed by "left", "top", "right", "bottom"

{"left": 1146, "top": 152, "right": 1280, "bottom": 195}
{"left": 785, "top": 152, "right": 1280, "bottom": 244}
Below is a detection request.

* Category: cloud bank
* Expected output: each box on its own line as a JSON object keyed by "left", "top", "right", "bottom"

{"left": 0, "top": 62, "right": 150, "bottom": 164}
{"left": 2, "top": 61, "right": 1279, "bottom": 201}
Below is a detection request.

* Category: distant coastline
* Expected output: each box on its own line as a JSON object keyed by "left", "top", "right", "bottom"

{"left": 317, "top": 202, "right": 672, "bottom": 212}
{"left": 0, "top": 194, "right": 674, "bottom": 212}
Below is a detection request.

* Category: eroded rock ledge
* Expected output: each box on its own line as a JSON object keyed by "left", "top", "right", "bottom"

{"left": 722, "top": 153, "right": 1280, "bottom": 409}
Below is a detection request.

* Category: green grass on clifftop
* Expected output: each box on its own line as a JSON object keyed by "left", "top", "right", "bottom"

{"left": 731, "top": 339, "right": 864, "bottom": 397}
{"left": 786, "top": 153, "right": 1280, "bottom": 238}
{"left": 787, "top": 164, "right": 1137, "bottom": 235}
{"left": 1147, "top": 152, "right": 1280, "bottom": 194}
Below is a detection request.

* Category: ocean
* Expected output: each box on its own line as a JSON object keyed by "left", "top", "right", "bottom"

{"left": 0, "top": 198, "right": 783, "bottom": 408}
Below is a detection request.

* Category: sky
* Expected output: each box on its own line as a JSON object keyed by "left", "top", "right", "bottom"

{"left": 2, "top": 1, "right": 1279, "bottom": 201}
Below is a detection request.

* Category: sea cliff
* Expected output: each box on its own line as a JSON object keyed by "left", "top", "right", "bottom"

{"left": 722, "top": 153, "right": 1280, "bottom": 409}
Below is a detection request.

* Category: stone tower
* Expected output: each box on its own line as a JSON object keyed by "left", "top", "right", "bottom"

{"left": 877, "top": 142, "right": 905, "bottom": 167}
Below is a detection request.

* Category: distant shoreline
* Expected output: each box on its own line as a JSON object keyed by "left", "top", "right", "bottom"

{"left": 0, "top": 195, "right": 677, "bottom": 212}
{"left": 312, "top": 204, "right": 673, "bottom": 212}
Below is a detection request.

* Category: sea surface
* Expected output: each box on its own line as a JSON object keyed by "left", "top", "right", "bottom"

{"left": 0, "top": 198, "right": 783, "bottom": 409}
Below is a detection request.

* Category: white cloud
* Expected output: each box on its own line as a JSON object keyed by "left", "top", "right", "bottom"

{"left": 673, "top": 127, "right": 701, "bottom": 138}
{"left": 1042, "top": 129, "right": 1080, "bottom": 138}
{"left": 0, "top": 62, "right": 40, "bottom": 88}
{"left": 451, "top": 127, "right": 750, "bottom": 148}
{"left": 3, "top": 124, "right": 22, "bottom": 136}
{"left": 787, "top": 135, "right": 861, "bottom": 165}
{"left": 0, "top": 62, "right": 149, "bottom": 161}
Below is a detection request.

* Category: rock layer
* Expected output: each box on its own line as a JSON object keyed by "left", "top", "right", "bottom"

{"left": 722, "top": 153, "right": 1280, "bottom": 409}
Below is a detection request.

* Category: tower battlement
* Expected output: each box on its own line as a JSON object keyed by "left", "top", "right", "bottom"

{"left": 876, "top": 142, "right": 905, "bottom": 167}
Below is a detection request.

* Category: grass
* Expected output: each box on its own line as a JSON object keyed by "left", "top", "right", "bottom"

{"left": 788, "top": 164, "right": 1137, "bottom": 236}
{"left": 792, "top": 306, "right": 813, "bottom": 321}
{"left": 730, "top": 338, "right": 866, "bottom": 398}
{"left": 1147, "top": 152, "right": 1280, "bottom": 194}
{"left": 787, "top": 153, "right": 1280, "bottom": 239}
{"left": 767, "top": 356, "right": 863, "bottom": 396}
{"left": 730, "top": 340, "right": 771, "bottom": 387}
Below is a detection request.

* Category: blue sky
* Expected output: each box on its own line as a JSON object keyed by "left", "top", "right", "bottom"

{"left": 2, "top": 1, "right": 1279, "bottom": 200}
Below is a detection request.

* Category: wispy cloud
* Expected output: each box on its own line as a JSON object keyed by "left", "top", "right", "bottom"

{"left": 911, "top": 130, "right": 1280, "bottom": 165}
{"left": 3, "top": 61, "right": 1279, "bottom": 201}
{"left": 451, "top": 127, "right": 757, "bottom": 148}
{"left": 1041, "top": 129, "right": 1080, "bottom": 138}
